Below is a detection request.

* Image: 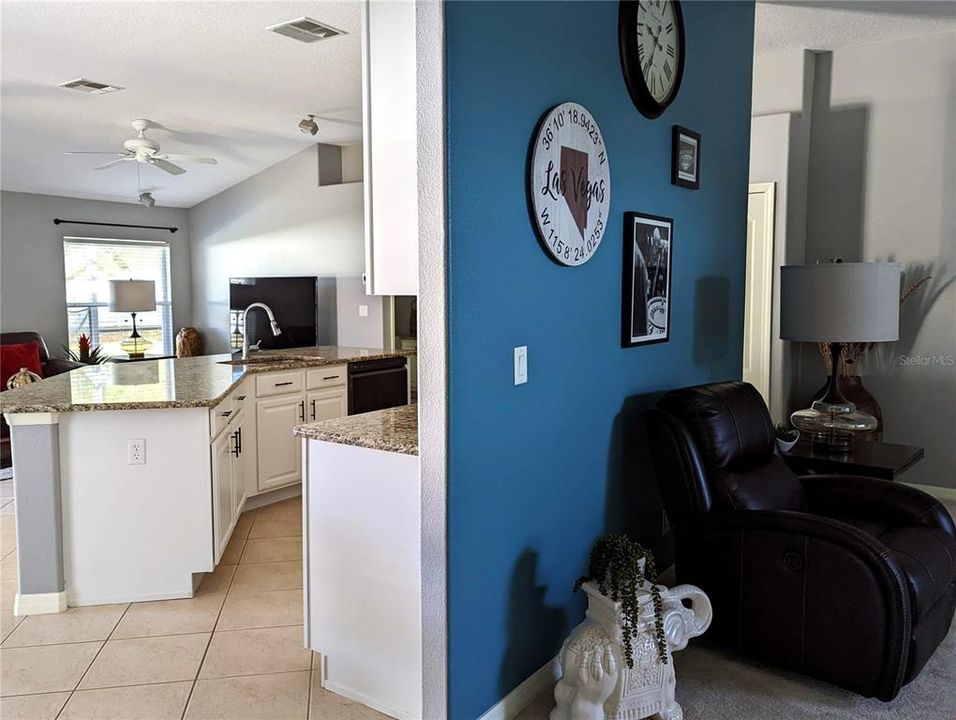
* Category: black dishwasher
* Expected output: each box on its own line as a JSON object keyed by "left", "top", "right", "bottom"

{"left": 347, "top": 356, "right": 409, "bottom": 415}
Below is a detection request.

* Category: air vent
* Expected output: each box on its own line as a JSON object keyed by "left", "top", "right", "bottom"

{"left": 267, "top": 17, "right": 345, "bottom": 44}
{"left": 57, "top": 78, "right": 124, "bottom": 95}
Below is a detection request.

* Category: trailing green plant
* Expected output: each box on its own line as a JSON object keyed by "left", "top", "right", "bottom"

{"left": 64, "top": 334, "right": 107, "bottom": 365}
{"left": 574, "top": 534, "right": 667, "bottom": 667}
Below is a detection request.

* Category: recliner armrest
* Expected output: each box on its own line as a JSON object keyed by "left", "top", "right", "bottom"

{"left": 800, "top": 474, "right": 955, "bottom": 538}
{"left": 43, "top": 358, "right": 84, "bottom": 377}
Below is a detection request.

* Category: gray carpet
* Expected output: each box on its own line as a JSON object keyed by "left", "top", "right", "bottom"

{"left": 517, "top": 619, "right": 955, "bottom": 720}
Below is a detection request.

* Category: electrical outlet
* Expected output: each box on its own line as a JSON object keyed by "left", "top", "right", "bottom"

{"left": 359, "top": 305, "right": 369, "bottom": 318}
{"left": 128, "top": 438, "right": 146, "bottom": 465}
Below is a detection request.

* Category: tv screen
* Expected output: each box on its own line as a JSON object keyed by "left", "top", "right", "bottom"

{"left": 229, "top": 276, "right": 317, "bottom": 351}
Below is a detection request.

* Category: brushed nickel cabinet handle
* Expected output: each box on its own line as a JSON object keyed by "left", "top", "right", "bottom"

{"left": 275, "top": 381, "right": 294, "bottom": 387}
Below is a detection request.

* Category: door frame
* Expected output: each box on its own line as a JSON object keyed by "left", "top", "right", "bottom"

{"left": 743, "top": 182, "right": 776, "bottom": 403}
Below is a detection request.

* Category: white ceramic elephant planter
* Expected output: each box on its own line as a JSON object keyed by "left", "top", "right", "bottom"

{"left": 551, "top": 581, "right": 712, "bottom": 720}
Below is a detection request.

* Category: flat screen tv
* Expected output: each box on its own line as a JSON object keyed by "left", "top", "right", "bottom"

{"left": 229, "top": 276, "right": 317, "bottom": 351}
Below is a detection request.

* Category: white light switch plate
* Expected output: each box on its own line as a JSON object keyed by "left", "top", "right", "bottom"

{"left": 514, "top": 346, "right": 528, "bottom": 385}
{"left": 359, "top": 305, "right": 369, "bottom": 317}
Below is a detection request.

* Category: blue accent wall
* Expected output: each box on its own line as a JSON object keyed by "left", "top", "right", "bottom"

{"left": 445, "top": 2, "right": 755, "bottom": 717}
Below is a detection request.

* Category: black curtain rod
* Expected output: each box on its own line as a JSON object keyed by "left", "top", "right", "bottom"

{"left": 53, "top": 218, "right": 178, "bottom": 234}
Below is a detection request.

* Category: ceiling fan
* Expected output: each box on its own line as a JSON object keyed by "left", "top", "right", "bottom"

{"left": 65, "top": 119, "right": 217, "bottom": 176}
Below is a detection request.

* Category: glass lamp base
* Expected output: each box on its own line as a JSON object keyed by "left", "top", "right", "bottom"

{"left": 120, "top": 334, "right": 152, "bottom": 359}
{"left": 791, "top": 400, "right": 877, "bottom": 454}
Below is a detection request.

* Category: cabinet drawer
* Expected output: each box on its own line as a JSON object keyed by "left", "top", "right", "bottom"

{"left": 306, "top": 365, "right": 347, "bottom": 390}
{"left": 210, "top": 401, "right": 237, "bottom": 438}
{"left": 256, "top": 371, "right": 305, "bottom": 398}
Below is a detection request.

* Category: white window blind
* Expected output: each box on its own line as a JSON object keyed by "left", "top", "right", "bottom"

{"left": 63, "top": 237, "right": 174, "bottom": 356}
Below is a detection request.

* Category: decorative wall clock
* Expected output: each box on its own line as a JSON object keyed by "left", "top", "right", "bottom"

{"left": 529, "top": 102, "right": 611, "bottom": 266}
{"left": 619, "top": 0, "right": 686, "bottom": 119}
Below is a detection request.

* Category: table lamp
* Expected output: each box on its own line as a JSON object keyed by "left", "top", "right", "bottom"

{"left": 109, "top": 279, "right": 156, "bottom": 358}
{"left": 780, "top": 261, "right": 900, "bottom": 451}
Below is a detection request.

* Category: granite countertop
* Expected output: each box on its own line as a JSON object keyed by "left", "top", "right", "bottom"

{"left": 294, "top": 404, "right": 418, "bottom": 456}
{"left": 0, "top": 346, "right": 412, "bottom": 414}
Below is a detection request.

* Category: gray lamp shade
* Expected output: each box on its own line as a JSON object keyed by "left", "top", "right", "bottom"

{"left": 780, "top": 262, "right": 900, "bottom": 343}
{"left": 109, "top": 280, "right": 156, "bottom": 313}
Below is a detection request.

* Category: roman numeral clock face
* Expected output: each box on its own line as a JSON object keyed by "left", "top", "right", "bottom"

{"left": 620, "top": 0, "right": 685, "bottom": 118}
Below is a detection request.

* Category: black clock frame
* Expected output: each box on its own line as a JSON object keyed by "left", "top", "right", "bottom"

{"left": 618, "top": 0, "right": 686, "bottom": 119}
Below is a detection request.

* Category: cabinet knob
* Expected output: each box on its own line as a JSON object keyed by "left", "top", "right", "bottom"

{"left": 220, "top": 410, "right": 232, "bottom": 418}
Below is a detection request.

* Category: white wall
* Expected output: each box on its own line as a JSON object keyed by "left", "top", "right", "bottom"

{"left": 749, "top": 49, "right": 814, "bottom": 423}
{"left": 0, "top": 191, "right": 192, "bottom": 352}
{"left": 802, "top": 32, "right": 956, "bottom": 488}
{"left": 188, "top": 145, "right": 383, "bottom": 353}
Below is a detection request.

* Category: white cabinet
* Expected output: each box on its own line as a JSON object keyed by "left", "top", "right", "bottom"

{"left": 256, "top": 393, "right": 306, "bottom": 492}
{"left": 211, "top": 408, "right": 246, "bottom": 564}
{"left": 306, "top": 388, "right": 348, "bottom": 423}
{"left": 362, "top": 0, "right": 419, "bottom": 296}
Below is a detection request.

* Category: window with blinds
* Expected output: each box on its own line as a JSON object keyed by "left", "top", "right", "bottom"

{"left": 63, "top": 238, "right": 174, "bottom": 356}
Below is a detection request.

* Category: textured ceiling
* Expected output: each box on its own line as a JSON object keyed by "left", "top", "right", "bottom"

{"left": 0, "top": 1, "right": 361, "bottom": 208}
{"left": 756, "top": 0, "right": 956, "bottom": 53}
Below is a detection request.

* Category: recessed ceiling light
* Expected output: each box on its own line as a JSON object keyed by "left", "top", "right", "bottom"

{"left": 58, "top": 78, "right": 124, "bottom": 95}
{"left": 267, "top": 17, "right": 345, "bottom": 44}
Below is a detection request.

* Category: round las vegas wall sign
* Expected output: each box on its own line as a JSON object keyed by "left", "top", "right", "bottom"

{"left": 530, "top": 102, "right": 611, "bottom": 266}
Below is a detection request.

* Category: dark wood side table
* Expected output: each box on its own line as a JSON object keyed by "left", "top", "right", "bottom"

{"left": 781, "top": 438, "right": 924, "bottom": 480}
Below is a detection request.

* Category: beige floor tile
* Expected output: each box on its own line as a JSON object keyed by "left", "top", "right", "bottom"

{"left": 233, "top": 509, "right": 256, "bottom": 540}
{"left": 196, "top": 562, "right": 237, "bottom": 596}
{"left": 2, "top": 603, "right": 127, "bottom": 647}
{"left": 185, "top": 670, "right": 309, "bottom": 720}
{"left": 60, "top": 681, "right": 193, "bottom": 720}
{"left": 1, "top": 550, "right": 17, "bottom": 579}
{"left": 1, "top": 577, "right": 17, "bottom": 610}
{"left": 220, "top": 531, "right": 247, "bottom": 565}
{"left": 78, "top": 632, "right": 209, "bottom": 689}
{"left": 248, "top": 513, "right": 301, "bottom": 539}
{"left": 255, "top": 497, "right": 301, "bottom": 516}
{"left": 0, "top": 499, "right": 15, "bottom": 515}
{"left": 111, "top": 593, "right": 225, "bottom": 639}
{"left": 217, "top": 589, "right": 302, "bottom": 631}
{"left": 240, "top": 536, "right": 302, "bottom": 564}
{"left": 1, "top": 608, "right": 24, "bottom": 643}
{"left": 199, "top": 625, "right": 309, "bottom": 678}
{"left": 0, "top": 481, "right": 13, "bottom": 500}
{"left": 0, "top": 641, "right": 102, "bottom": 696}
{"left": 309, "top": 681, "right": 391, "bottom": 720}
{"left": 231, "top": 561, "right": 302, "bottom": 593}
{"left": 0, "top": 691, "right": 70, "bottom": 720}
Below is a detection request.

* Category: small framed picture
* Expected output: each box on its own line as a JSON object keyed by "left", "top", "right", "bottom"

{"left": 622, "top": 212, "right": 673, "bottom": 348}
{"left": 671, "top": 126, "right": 700, "bottom": 189}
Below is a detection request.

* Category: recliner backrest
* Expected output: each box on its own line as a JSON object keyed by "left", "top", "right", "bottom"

{"left": 648, "top": 381, "right": 807, "bottom": 518}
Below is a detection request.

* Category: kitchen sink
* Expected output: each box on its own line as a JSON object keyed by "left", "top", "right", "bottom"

{"left": 218, "top": 355, "right": 319, "bottom": 366}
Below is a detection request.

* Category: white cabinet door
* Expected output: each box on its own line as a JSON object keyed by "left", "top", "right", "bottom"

{"left": 231, "top": 413, "right": 247, "bottom": 520}
{"left": 306, "top": 387, "right": 348, "bottom": 423}
{"left": 362, "top": 0, "right": 418, "bottom": 296}
{"left": 256, "top": 393, "right": 305, "bottom": 492}
{"left": 211, "top": 428, "right": 235, "bottom": 563}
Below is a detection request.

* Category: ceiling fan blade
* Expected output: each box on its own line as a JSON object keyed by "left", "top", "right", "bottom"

{"left": 147, "top": 157, "right": 186, "bottom": 175}
{"left": 93, "top": 158, "right": 133, "bottom": 171}
{"left": 162, "top": 154, "right": 218, "bottom": 165}
{"left": 65, "top": 151, "right": 127, "bottom": 156}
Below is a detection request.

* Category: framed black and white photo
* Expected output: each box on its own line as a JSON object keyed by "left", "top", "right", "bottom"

{"left": 671, "top": 126, "right": 700, "bottom": 189}
{"left": 622, "top": 212, "right": 673, "bottom": 347}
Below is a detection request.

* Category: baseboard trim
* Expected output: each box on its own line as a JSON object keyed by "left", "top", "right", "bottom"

{"left": 14, "top": 590, "right": 68, "bottom": 616}
{"left": 242, "top": 484, "right": 302, "bottom": 510}
{"left": 904, "top": 483, "right": 956, "bottom": 502}
{"left": 322, "top": 679, "right": 418, "bottom": 720}
{"left": 478, "top": 657, "right": 560, "bottom": 720}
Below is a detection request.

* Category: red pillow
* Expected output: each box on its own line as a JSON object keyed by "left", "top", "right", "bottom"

{"left": 1, "top": 342, "right": 43, "bottom": 388}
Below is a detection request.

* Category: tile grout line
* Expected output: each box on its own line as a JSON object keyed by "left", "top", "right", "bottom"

{"left": 180, "top": 507, "right": 254, "bottom": 720}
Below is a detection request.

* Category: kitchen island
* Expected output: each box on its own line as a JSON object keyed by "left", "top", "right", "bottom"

{"left": 294, "top": 404, "right": 421, "bottom": 720}
{"left": 0, "top": 347, "right": 410, "bottom": 615}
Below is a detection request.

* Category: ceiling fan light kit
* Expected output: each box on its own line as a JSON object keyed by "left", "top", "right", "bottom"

{"left": 66, "top": 119, "right": 218, "bottom": 177}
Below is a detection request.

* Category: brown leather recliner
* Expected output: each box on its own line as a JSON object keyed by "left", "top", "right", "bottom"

{"left": 645, "top": 381, "right": 956, "bottom": 701}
